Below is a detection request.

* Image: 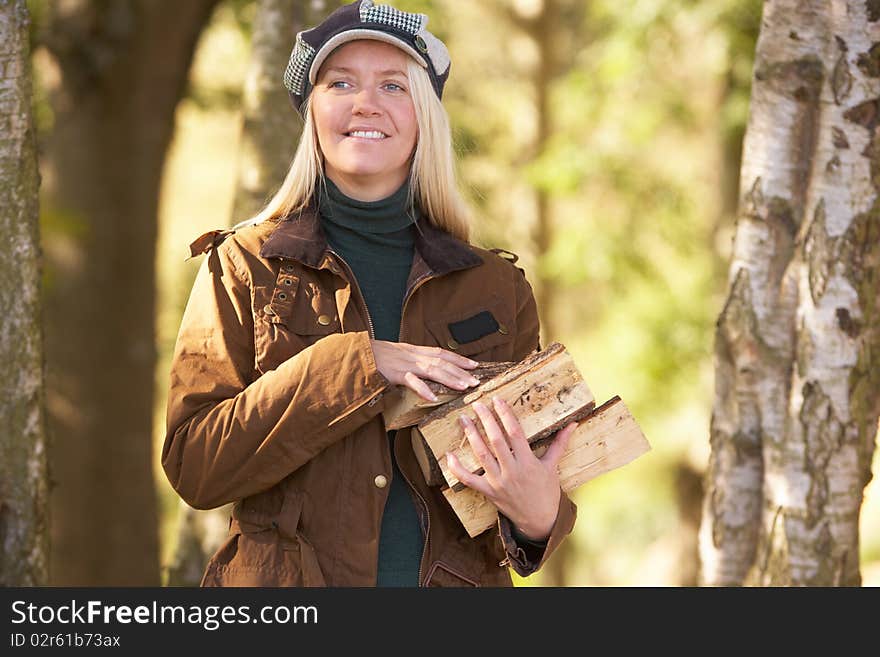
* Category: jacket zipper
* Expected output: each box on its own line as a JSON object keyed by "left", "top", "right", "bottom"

{"left": 328, "top": 246, "right": 437, "bottom": 586}
{"left": 321, "top": 250, "right": 385, "bottom": 415}
{"left": 397, "top": 271, "right": 436, "bottom": 587}
{"left": 398, "top": 444, "right": 431, "bottom": 586}
{"left": 328, "top": 248, "right": 430, "bottom": 583}
{"left": 326, "top": 248, "right": 375, "bottom": 340}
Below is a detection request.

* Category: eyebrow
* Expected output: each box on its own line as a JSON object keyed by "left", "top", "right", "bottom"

{"left": 322, "top": 66, "right": 408, "bottom": 78}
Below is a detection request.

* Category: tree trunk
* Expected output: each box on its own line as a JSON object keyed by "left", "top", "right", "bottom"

{"left": 230, "top": 0, "right": 321, "bottom": 222}
{"left": 167, "top": 0, "right": 330, "bottom": 587}
{"left": 0, "top": 0, "right": 49, "bottom": 587}
{"left": 674, "top": 461, "right": 704, "bottom": 587}
{"left": 700, "top": 0, "right": 880, "bottom": 586}
{"left": 40, "top": 0, "right": 220, "bottom": 585}
{"left": 509, "top": 0, "right": 583, "bottom": 587}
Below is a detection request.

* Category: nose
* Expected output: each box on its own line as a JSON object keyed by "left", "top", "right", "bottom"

{"left": 352, "top": 86, "right": 381, "bottom": 116}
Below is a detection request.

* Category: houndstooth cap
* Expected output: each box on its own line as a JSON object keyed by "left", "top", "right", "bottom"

{"left": 283, "top": 0, "right": 451, "bottom": 116}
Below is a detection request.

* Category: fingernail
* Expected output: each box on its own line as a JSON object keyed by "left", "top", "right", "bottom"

{"left": 468, "top": 359, "right": 479, "bottom": 366}
{"left": 469, "top": 377, "right": 480, "bottom": 386}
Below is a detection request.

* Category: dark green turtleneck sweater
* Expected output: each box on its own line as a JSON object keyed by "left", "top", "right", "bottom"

{"left": 318, "top": 177, "right": 423, "bottom": 587}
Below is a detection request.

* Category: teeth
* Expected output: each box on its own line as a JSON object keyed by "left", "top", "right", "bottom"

{"left": 348, "top": 130, "right": 386, "bottom": 139}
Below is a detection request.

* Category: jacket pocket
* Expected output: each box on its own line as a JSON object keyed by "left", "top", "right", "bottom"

{"left": 254, "top": 275, "right": 341, "bottom": 373}
{"left": 424, "top": 560, "right": 480, "bottom": 587}
{"left": 425, "top": 295, "right": 515, "bottom": 359}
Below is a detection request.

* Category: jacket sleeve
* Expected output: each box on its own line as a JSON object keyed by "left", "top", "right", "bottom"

{"left": 495, "top": 262, "right": 578, "bottom": 577}
{"left": 162, "top": 242, "right": 390, "bottom": 510}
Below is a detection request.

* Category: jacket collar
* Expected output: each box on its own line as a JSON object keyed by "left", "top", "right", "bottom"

{"left": 259, "top": 201, "right": 483, "bottom": 277}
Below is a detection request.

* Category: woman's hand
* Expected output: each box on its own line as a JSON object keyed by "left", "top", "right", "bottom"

{"left": 446, "top": 397, "right": 577, "bottom": 542}
{"left": 370, "top": 340, "right": 481, "bottom": 402}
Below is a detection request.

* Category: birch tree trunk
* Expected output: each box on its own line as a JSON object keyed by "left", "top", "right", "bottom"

{"left": 166, "top": 0, "right": 329, "bottom": 586}
{"left": 0, "top": 0, "right": 48, "bottom": 587}
{"left": 700, "top": 0, "right": 880, "bottom": 586}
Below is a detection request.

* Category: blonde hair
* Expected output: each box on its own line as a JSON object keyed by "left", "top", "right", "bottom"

{"left": 240, "top": 55, "right": 472, "bottom": 242}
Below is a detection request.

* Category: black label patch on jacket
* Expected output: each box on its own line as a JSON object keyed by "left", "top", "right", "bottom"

{"left": 448, "top": 311, "right": 499, "bottom": 344}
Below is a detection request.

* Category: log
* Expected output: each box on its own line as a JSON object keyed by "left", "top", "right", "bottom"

{"left": 410, "top": 426, "right": 446, "bottom": 487}
{"left": 442, "top": 395, "right": 651, "bottom": 537}
{"left": 382, "top": 361, "right": 513, "bottom": 430}
{"left": 418, "top": 342, "right": 595, "bottom": 491}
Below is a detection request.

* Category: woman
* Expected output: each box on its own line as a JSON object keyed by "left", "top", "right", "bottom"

{"left": 162, "top": 0, "right": 578, "bottom": 587}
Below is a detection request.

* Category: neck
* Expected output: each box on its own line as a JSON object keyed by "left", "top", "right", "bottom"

{"left": 318, "top": 176, "right": 416, "bottom": 234}
{"left": 324, "top": 168, "right": 409, "bottom": 202}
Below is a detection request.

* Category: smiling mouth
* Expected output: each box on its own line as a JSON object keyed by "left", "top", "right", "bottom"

{"left": 345, "top": 130, "right": 389, "bottom": 140}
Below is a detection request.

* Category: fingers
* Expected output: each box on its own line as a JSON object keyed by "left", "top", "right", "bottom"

{"left": 540, "top": 421, "right": 578, "bottom": 468}
{"left": 490, "top": 397, "right": 531, "bottom": 460}
{"left": 446, "top": 452, "right": 493, "bottom": 498}
{"left": 403, "top": 343, "right": 480, "bottom": 383}
{"left": 418, "top": 356, "right": 480, "bottom": 391}
{"left": 392, "top": 344, "right": 478, "bottom": 390}
{"left": 470, "top": 401, "right": 516, "bottom": 471}
{"left": 375, "top": 342, "right": 481, "bottom": 395}
{"left": 459, "top": 414, "right": 501, "bottom": 480}
{"left": 403, "top": 371, "right": 439, "bottom": 402}
{"left": 417, "top": 344, "right": 479, "bottom": 370}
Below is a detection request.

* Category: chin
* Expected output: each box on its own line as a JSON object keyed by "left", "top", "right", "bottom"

{"left": 340, "top": 162, "right": 407, "bottom": 179}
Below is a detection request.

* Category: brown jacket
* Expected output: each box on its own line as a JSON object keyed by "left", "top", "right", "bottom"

{"left": 162, "top": 205, "right": 577, "bottom": 587}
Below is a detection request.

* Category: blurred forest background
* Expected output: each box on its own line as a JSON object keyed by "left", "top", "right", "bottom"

{"left": 11, "top": 0, "right": 879, "bottom": 585}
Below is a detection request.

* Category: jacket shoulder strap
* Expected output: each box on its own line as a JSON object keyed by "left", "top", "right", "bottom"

{"left": 488, "top": 247, "right": 519, "bottom": 264}
{"left": 187, "top": 229, "right": 235, "bottom": 259}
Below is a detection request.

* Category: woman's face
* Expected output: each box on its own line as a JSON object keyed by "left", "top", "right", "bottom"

{"left": 311, "top": 40, "right": 419, "bottom": 201}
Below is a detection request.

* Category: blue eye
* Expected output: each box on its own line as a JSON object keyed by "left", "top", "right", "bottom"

{"left": 329, "top": 80, "right": 350, "bottom": 89}
{"left": 385, "top": 82, "right": 405, "bottom": 92}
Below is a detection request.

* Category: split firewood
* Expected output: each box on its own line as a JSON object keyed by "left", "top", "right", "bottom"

{"left": 418, "top": 342, "right": 595, "bottom": 492}
{"left": 382, "top": 361, "right": 514, "bottom": 431}
{"left": 442, "top": 395, "right": 651, "bottom": 537}
{"left": 410, "top": 426, "right": 446, "bottom": 487}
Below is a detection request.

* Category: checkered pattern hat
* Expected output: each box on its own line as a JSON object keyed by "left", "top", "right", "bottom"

{"left": 283, "top": 0, "right": 451, "bottom": 116}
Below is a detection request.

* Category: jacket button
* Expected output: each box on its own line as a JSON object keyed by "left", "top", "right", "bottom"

{"left": 263, "top": 305, "right": 276, "bottom": 316}
{"left": 317, "top": 314, "right": 332, "bottom": 326}
{"left": 497, "top": 323, "right": 509, "bottom": 335}
{"left": 447, "top": 338, "right": 459, "bottom": 350}
{"left": 374, "top": 474, "right": 388, "bottom": 489}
